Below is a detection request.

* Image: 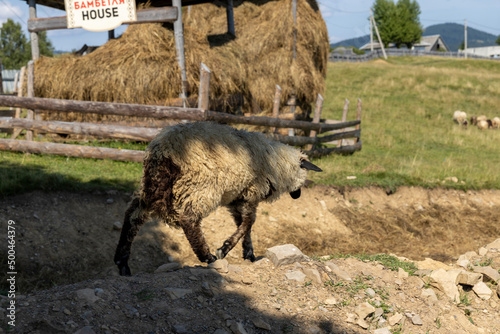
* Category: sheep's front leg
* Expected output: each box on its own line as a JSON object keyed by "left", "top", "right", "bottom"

{"left": 114, "top": 198, "right": 147, "bottom": 276}
{"left": 218, "top": 201, "right": 258, "bottom": 261}
{"left": 179, "top": 212, "right": 217, "bottom": 264}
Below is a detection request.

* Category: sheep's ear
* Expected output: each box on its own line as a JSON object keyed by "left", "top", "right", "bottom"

{"left": 290, "top": 189, "right": 301, "bottom": 199}
{"left": 300, "top": 160, "right": 322, "bottom": 172}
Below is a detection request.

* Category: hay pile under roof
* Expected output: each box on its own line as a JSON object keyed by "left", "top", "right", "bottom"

{"left": 34, "top": 0, "right": 328, "bottom": 121}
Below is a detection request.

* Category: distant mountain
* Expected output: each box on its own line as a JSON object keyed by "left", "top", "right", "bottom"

{"left": 330, "top": 23, "right": 499, "bottom": 52}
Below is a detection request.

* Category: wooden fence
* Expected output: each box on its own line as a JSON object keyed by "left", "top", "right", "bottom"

{"left": 329, "top": 49, "right": 499, "bottom": 63}
{"left": 0, "top": 64, "right": 362, "bottom": 161}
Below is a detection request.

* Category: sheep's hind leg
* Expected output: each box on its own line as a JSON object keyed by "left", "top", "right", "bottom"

{"left": 114, "top": 197, "right": 147, "bottom": 276}
{"left": 218, "top": 201, "right": 257, "bottom": 261}
{"left": 179, "top": 211, "right": 217, "bottom": 264}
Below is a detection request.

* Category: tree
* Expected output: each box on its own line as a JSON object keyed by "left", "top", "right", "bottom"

{"left": 371, "top": 0, "right": 423, "bottom": 49}
{"left": 0, "top": 19, "right": 30, "bottom": 69}
{"left": 0, "top": 19, "right": 54, "bottom": 70}
{"left": 496, "top": 35, "right": 500, "bottom": 46}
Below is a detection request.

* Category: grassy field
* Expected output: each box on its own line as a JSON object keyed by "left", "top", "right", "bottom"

{"left": 1, "top": 56, "right": 500, "bottom": 195}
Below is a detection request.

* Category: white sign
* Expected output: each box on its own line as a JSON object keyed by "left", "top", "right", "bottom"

{"left": 65, "top": 0, "right": 137, "bottom": 32}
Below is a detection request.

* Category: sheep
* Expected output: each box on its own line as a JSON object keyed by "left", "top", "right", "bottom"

{"left": 492, "top": 117, "right": 500, "bottom": 129}
{"left": 477, "top": 120, "right": 489, "bottom": 130}
{"left": 114, "top": 121, "right": 322, "bottom": 276}
{"left": 452, "top": 110, "right": 467, "bottom": 125}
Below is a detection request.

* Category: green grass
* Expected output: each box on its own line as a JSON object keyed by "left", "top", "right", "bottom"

{"left": 1, "top": 56, "right": 500, "bottom": 195}
{"left": 310, "top": 56, "right": 500, "bottom": 190}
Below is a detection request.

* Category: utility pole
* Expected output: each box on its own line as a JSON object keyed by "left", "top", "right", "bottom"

{"left": 370, "top": 15, "right": 373, "bottom": 53}
{"left": 464, "top": 19, "right": 468, "bottom": 59}
{"left": 370, "top": 11, "right": 387, "bottom": 60}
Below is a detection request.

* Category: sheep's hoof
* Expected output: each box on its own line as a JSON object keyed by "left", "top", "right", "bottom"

{"left": 116, "top": 255, "right": 131, "bottom": 276}
{"left": 215, "top": 249, "right": 225, "bottom": 260}
{"left": 206, "top": 254, "right": 217, "bottom": 264}
{"left": 244, "top": 253, "right": 256, "bottom": 262}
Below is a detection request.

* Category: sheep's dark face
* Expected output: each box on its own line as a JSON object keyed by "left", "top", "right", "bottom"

{"left": 289, "top": 160, "right": 322, "bottom": 199}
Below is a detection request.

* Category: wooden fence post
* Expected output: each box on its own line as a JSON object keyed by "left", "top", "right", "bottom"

{"left": 306, "top": 94, "right": 323, "bottom": 150}
{"left": 11, "top": 66, "right": 26, "bottom": 139}
{"left": 337, "top": 98, "right": 349, "bottom": 147}
{"left": 272, "top": 85, "right": 281, "bottom": 133}
{"left": 198, "top": 63, "right": 211, "bottom": 110}
{"left": 356, "top": 98, "right": 362, "bottom": 143}
{"left": 173, "top": 0, "right": 188, "bottom": 107}
{"left": 0, "top": 57, "right": 3, "bottom": 95}
{"left": 26, "top": 61, "right": 35, "bottom": 141}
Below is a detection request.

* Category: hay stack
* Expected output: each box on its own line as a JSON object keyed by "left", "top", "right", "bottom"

{"left": 33, "top": 0, "right": 328, "bottom": 123}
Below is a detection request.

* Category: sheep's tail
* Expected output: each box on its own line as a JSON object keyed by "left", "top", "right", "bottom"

{"left": 114, "top": 196, "right": 146, "bottom": 276}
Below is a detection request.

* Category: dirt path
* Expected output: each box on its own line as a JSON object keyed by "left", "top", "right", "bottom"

{"left": 0, "top": 186, "right": 499, "bottom": 333}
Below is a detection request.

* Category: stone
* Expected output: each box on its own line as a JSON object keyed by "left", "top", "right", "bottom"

{"left": 285, "top": 270, "right": 306, "bottom": 283}
{"left": 416, "top": 258, "right": 452, "bottom": 271}
{"left": 112, "top": 221, "right": 122, "bottom": 230}
{"left": 75, "top": 289, "right": 100, "bottom": 304}
{"left": 411, "top": 314, "right": 423, "bottom": 325}
{"left": 213, "top": 330, "right": 229, "bottom": 334}
{"left": 324, "top": 261, "right": 352, "bottom": 281}
{"left": 356, "top": 319, "right": 369, "bottom": 329}
{"left": 228, "top": 321, "right": 248, "bottom": 334}
{"left": 74, "top": 327, "right": 96, "bottom": 334}
{"left": 473, "top": 266, "right": 500, "bottom": 283}
{"left": 373, "top": 308, "right": 384, "bottom": 319}
{"left": 172, "top": 324, "right": 189, "bottom": 334}
{"left": 373, "top": 328, "right": 391, "bottom": 334}
{"left": 155, "top": 262, "right": 181, "bottom": 273}
{"left": 485, "top": 238, "right": 500, "bottom": 251}
{"left": 209, "top": 259, "right": 229, "bottom": 273}
{"left": 429, "top": 269, "right": 461, "bottom": 302}
{"left": 346, "top": 313, "right": 356, "bottom": 324}
{"left": 265, "top": 244, "right": 308, "bottom": 266}
{"left": 303, "top": 268, "right": 322, "bottom": 285}
{"left": 388, "top": 313, "right": 403, "bottom": 326}
{"left": 478, "top": 247, "right": 488, "bottom": 256}
{"left": 473, "top": 281, "right": 492, "bottom": 300}
{"left": 457, "top": 272, "right": 483, "bottom": 286}
{"left": 355, "top": 302, "right": 375, "bottom": 320}
{"left": 164, "top": 288, "right": 193, "bottom": 300}
{"left": 497, "top": 284, "right": 500, "bottom": 298}
{"left": 252, "top": 318, "right": 271, "bottom": 330}
{"left": 398, "top": 268, "right": 409, "bottom": 280}
{"left": 421, "top": 288, "right": 438, "bottom": 303}
{"left": 324, "top": 298, "right": 337, "bottom": 305}
{"left": 365, "top": 288, "right": 376, "bottom": 298}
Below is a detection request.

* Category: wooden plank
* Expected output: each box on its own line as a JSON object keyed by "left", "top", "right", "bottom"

{"left": 305, "top": 141, "right": 362, "bottom": 158}
{"left": 28, "top": 7, "right": 178, "bottom": 32}
{"left": 307, "top": 94, "right": 323, "bottom": 150}
{"left": 26, "top": 61, "right": 35, "bottom": 141}
{"left": 270, "top": 129, "right": 360, "bottom": 146}
{"left": 11, "top": 66, "right": 26, "bottom": 139}
{"left": 173, "top": 0, "right": 188, "bottom": 105}
{"left": 271, "top": 85, "right": 281, "bottom": 133}
{"left": 0, "top": 95, "right": 361, "bottom": 132}
{"left": 356, "top": 98, "right": 362, "bottom": 143}
{"left": 0, "top": 118, "right": 162, "bottom": 142}
{"left": 337, "top": 98, "right": 349, "bottom": 147}
{"left": 0, "top": 139, "right": 144, "bottom": 162}
{"left": 197, "top": 63, "right": 211, "bottom": 110}
{"left": 29, "top": 0, "right": 40, "bottom": 60}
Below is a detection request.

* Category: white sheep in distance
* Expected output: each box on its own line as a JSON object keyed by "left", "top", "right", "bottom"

{"left": 114, "top": 121, "right": 322, "bottom": 275}
{"left": 492, "top": 117, "right": 500, "bottom": 129}
{"left": 452, "top": 110, "right": 467, "bottom": 125}
{"left": 477, "top": 120, "right": 489, "bottom": 130}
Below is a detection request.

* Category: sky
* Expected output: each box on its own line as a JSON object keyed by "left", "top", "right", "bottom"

{"left": 1, "top": 0, "right": 500, "bottom": 52}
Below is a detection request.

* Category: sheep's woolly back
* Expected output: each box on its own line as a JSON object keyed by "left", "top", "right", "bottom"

{"left": 453, "top": 110, "right": 467, "bottom": 125}
{"left": 142, "top": 122, "right": 308, "bottom": 223}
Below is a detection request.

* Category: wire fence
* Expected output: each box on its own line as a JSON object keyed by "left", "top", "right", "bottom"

{"left": 329, "top": 49, "right": 500, "bottom": 62}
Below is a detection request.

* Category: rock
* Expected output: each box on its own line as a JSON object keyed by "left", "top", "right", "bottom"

{"left": 213, "top": 330, "right": 229, "bottom": 334}
{"left": 172, "top": 324, "right": 189, "bottom": 334}
{"left": 228, "top": 321, "right": 247, "bottom": 334}
{"left": 355, "top": 302, "right": 375, "bottom": 320}
{"left": 485, "top": 238, "right": 500, "bottom": 251}
{"left": 421, "top": 288, "right": 438, "bottom": 303}
{"left": 356, "top": 319, "right": 369, "bottom": 329}
{"left": 106, "top": 198, "right": 114, "bottom": 204}
{"left": 285, "top": 270, "right": 306, "bottom": 283}
{"left": 365, "top": 288, "right": 376, "bottom": 298}
{"left": 265, "top": 244, "right": 308, "bottom": 266}
{"left": 473, "top": 281, "right": 492, "bottom": 300}
{"left": 416, "top": 258, "right": 452, "bottom": 270}
{"left": 324, "top": 261, "right": 352, "bottom": 281}
{"left": 209, "top": 259, "right": 229, "bottom": 273}
{"left": 429, "top": 269, "right": 461, "bottom": 302}
{"left": 112, "top": 221, "right": 122, "bottom": 230}
{"left": 73, "top": 327, "right": 96, "bottom": 334}
{"left": 252, "top": 318, "right": 271, "bottom": 330}
{"left": 155, "top": 262, "right": 181, "bottom": 273}
{"left": 411, "top": 314, "right": 423, "bottom": 325}
{"left": 473, "top": 266, "right": 500, "bottom": 283}
{"left": 303, "top": 268, "right": 322, "bottom": 285}
{"left": 478, "top": 247, "right": 488, "bottom": 256}
{"left": 388, "top": 313, "right": 403, "bottom": 326}
{"left": 324, "top": 297, "right": 337, "bottom": 305}
{"left": 346, "top": 313, "right": 356, "bottom": 324}
{"left": 457, "top": 272, "right": 483, "bottom": 286}
{"left": 373, "top": 308, "right": 384, "bottom": 319}
{"left": 75, "top": 289, "right": 100, "bottom": 304}
{"left": 164, "top": 288, "right": 193, "bottom": 300}
{"left": 373, "top": 328, "right": 391, "bottom": 334}
{"left": 497, "top": 284, "right": 500, "bottom": 298}
{"left": 398, "top": 268, "right": 409, "bottom": 280}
